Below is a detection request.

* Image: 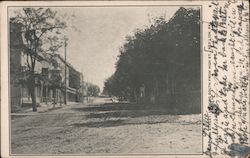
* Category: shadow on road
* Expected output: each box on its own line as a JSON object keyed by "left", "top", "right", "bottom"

{"left": 72, "top": 119, "right": 178, "bottom": 128}
{"left": 72, "top": 103, "right": 175, "bottom": 119}
{"left": 71, "top": 103, "right": 198, "bottom": 117}
{"left": 72, "top": 103, "right": 145, "bottom": 112}
{"left": 69, "top": 103, "right": 200, "bottom": 128}
{"left": 84, "top": 109, "right": 178, "bottom": 119}
{"left": 60, "top": 102, "right": 202, "bottom": 128}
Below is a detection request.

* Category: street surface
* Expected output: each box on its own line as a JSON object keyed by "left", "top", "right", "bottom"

{"left": 11, "top": 97, "right": 202, "bottom": 154}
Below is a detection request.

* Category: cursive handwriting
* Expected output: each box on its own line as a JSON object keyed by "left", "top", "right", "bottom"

{"left": 204, "top": 0, "right": 249, "bottom": 157}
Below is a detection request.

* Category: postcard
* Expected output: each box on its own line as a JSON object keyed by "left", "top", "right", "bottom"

{"left": 0, "top": 1, "right": 249, "bottom": 158}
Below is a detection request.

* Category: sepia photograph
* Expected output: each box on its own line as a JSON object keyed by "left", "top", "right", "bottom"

{"left": 9, "top": 5, "right": 202, "bottom": 155}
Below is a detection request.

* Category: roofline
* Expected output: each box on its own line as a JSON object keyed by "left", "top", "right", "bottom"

{"left": 51, "top": 53, "right": 81, "bottom": 74}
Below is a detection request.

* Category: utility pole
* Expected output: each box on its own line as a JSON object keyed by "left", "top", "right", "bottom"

{"left": 64, "top": 37, "right": 68, "bottom": 105}
{"left": 86, "top": 77, "right": 89, "bottom": 102}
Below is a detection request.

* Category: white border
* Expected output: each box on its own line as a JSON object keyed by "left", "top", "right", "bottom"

{"left": 1, "top": 1, "right": 208, "bottom": 158}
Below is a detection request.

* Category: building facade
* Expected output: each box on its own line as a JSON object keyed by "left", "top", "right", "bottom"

{"left": 52, "top": 54, "right": 84, "bottom": 102}
{"left": 10, "top": 21, "right": 84, "bottom": 111}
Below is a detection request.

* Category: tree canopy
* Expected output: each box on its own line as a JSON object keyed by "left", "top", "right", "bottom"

{"left": 87, "top": 83, "right": 100, "bottom": 97}
{"left": 103, "top": 7, "right": 200, "bottom": 102}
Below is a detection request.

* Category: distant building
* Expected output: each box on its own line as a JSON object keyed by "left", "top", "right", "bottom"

{"left": 52, "top": 54, "right": 83, "bottom": 102}
{"left": 78, "top": 74, "right": 88, "bottom": 102}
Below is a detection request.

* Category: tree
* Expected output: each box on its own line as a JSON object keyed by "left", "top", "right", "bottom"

{"left": 103, "top": 7, "right": 200, "bottom": 107}
{"left": 12, "top": 8, "right": 66, "bottom": 111}
{"left": 87, "top": 83, "right": 100, "bottom": 97}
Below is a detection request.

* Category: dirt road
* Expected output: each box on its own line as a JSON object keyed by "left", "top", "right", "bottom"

{"left": 11, "top": 97, "right": 202, "bottom": 154}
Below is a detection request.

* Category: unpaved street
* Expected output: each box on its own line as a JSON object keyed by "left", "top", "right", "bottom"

{"left": 11, "top": 97, "right": 202, "bottom": 154}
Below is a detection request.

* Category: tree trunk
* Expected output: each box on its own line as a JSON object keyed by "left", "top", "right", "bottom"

{"left": 30, "top": 76, "right": 37, "bottom": 112}
{"left": 30, "top": 86, "right": 37, "bottom": 112}
{"left": 134, "top": 89, "right": 138, "bottom": 104}
{"left": 165, "top": 73, "right": 169, "bottom": 107}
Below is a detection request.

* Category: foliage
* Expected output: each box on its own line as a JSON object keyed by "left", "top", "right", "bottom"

{"left": 13, "top": 8, "right": 66, "bottom": 72}
{"left": 87, "top": 83, "right": 100, "bottom": 97}
{"left": 12, "top": 8, "right": 66, "bottom": 111}
{"left": 103, "top": 7, "right": 200, "bottom": 102}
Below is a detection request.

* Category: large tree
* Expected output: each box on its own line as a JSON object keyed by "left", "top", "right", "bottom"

{"left": 13, "top": 8, "right": 66, "bottom": 111}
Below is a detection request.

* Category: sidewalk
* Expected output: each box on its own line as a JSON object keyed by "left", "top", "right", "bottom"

{"left": 12, "top": 101, "right": 83, "bottom": 114}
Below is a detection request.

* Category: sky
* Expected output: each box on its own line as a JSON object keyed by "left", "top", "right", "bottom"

{"left": 10, "top": 6, "right": 194, "bottom": 91}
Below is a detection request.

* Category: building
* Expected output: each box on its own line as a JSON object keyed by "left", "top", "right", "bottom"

{"left": 10, "top": 20, "right": 84, "bottom": 111}
{"left": 10, "top": 21, "right": 23, "bottom": 109}
{"left": 51, "top": 54, "right": 84, "bottom": 102}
